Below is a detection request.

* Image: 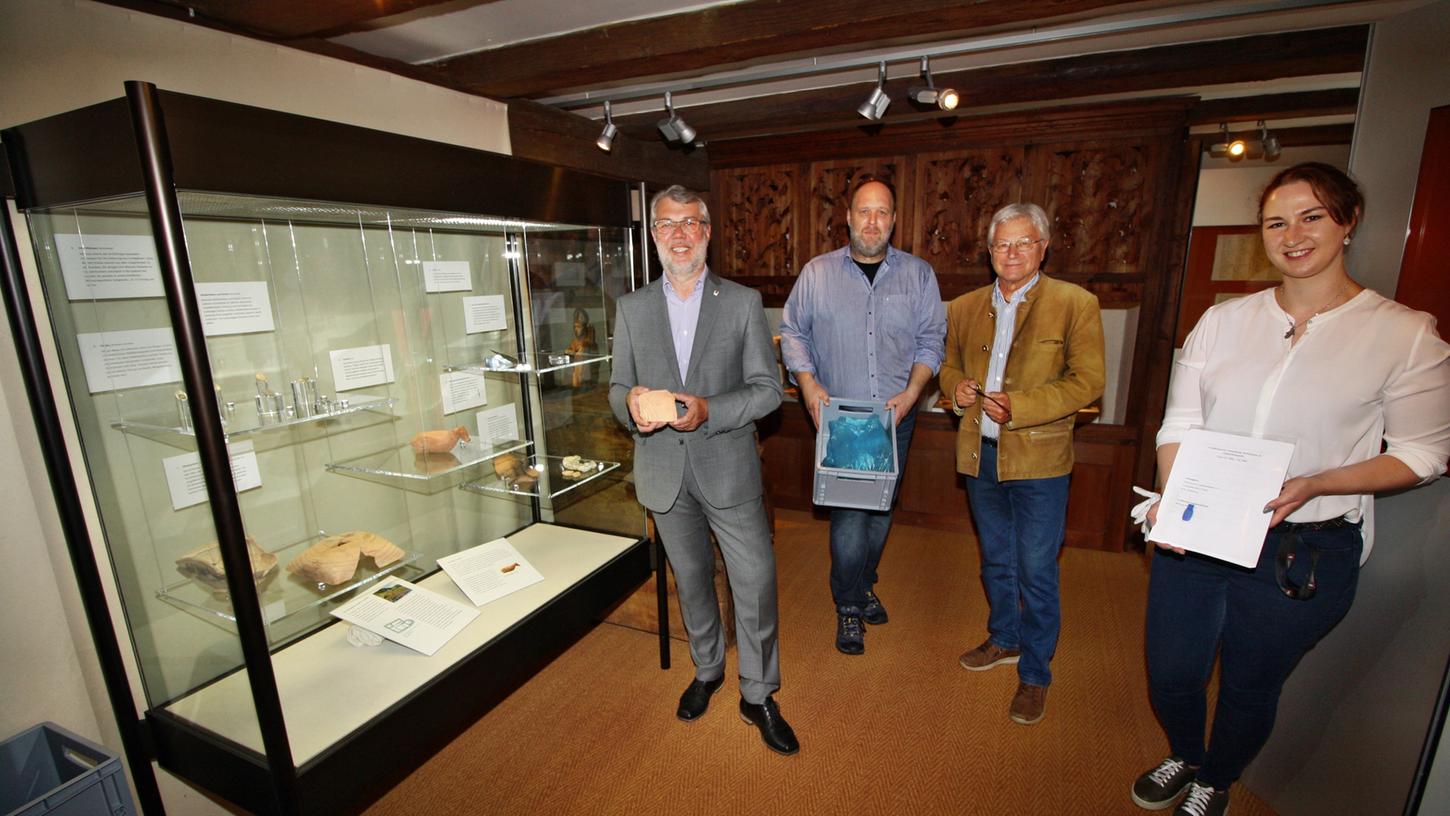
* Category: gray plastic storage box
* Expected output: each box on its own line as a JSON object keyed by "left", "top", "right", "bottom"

{"left": 0, "top": 723, "right": 135, "bottom": 816}
{"left": 813, "top": 398, "right": 899, "bottom": 510}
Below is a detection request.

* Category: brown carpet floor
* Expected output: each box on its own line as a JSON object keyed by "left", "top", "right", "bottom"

{"left": 365, "top": 509, "right": 1276, "bottom": 815}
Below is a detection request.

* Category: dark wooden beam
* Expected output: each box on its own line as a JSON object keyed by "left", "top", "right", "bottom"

{"left": 612, "top": 26, "right": 1368, "bottom": 144}
{"left": 98, "top": 0, "right": 490, "bottom": 40}
{"left": 507, "top": 100, "right": 710, "bottom": 190}
{"left": 433, "top": 0, "right": 1192, "bottom": 100}
{"left": 1189, "top": 88, "right": 1359, "bottom": 125}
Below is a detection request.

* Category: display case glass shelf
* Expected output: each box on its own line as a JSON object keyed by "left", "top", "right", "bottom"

{"left": 325, "top": 438, "right": 534, "bottom": 493}
{"left": 459, "top": 452, "right": 621, "bottom": 501}
{"left": 156, "top": 533, "right": 424, "bottom": 639}
{"left": 112, "top": 394, "right": 397, "bottom": 450}
{"left": 443, "top": 349, "right": 612, "bottom": 376}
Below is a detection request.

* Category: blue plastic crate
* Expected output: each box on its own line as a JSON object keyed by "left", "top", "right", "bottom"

{"left": 812, "top": 398, "right": 899, "bottom": 511}
{"left": 0, "top": 723, "right": 135, "bottom": 816}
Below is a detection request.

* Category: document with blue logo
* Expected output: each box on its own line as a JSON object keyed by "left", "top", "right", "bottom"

{"left": 1148, "top": 428, "right": 1295, "bottom": 568}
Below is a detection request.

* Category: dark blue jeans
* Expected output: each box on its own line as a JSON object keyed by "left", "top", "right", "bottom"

{"left": 963, "top": 439, "right": 1071, "bottom": 686}
{"left": 1145, "top": 524, "right": 1362, "bottom": 789}
{"left": 828, "top": 410, "right": 917, "bottom": 610}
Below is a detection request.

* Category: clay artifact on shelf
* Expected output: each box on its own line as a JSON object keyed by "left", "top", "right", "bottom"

{"left": 175, "top": 536, "right": 278, "bottom": 596}
{"left": 410, "top": 426, "right": 470, "bottom": 455}
{"left": 560, "top": 454, "right": 600, "bottom": 480}
{"left": 286, "top": 531, "right": 404, "bottom": 587}
{"left": 492, "top": 453, "right": 541, "bottom": 489}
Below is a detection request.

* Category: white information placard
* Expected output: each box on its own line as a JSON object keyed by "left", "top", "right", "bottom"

{"left": 440, "top": 371, "right": 488, "bottom": 415}
{"left": 423, "top": 261, "right": 473, "bottom": 293}
{"left": 436, "top": 538, "right": 544, "bottom": 607}
{"left": 162, "top": 441, "right": 263, "bottom": 511}
{"left": 77, "top": 328, "right": 182, "bottom": 393}
{"left": 197, "top": 281, "right": 276, "bottom": 336}
{"left": 462, "top": 295, "right": 507, "bottom": 334}
{"left": 1148, "top": 428, "right": 1296, "bottom": 568}
{"left": 329, "top": 344, "right": 396, "bottom": 391}
{"left": 331, "top": 577, "right": 479, "bottom": 656}
{"left": 476, "top": 404, "right": 520, "bottom": 445}
{"left": 56, "top": 234, "right": 164, "bottom": 300}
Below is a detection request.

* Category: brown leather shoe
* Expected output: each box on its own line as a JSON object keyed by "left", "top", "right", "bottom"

{"left": 1010, "top": 683, "right": 1047, "bottom": 725}
{"left": 958, "top": 639, "right": 1021, "bottom": 671}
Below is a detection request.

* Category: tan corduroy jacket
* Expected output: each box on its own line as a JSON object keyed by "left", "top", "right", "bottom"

{"left": 939, "top": 274, "right": 1105, "bottom": 481}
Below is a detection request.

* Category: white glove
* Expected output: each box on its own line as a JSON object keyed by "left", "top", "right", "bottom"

{"left": 1130, "top": 486, "right": 1161, "bottom": 535}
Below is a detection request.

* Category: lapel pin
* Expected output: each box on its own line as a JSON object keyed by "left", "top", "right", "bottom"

{"left": 713, "top": 289, "right": 719, "bottom": 296}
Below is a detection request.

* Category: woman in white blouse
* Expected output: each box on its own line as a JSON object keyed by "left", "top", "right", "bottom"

{"left": 1129, "top": 163, "right": 1450, "bottom": 816}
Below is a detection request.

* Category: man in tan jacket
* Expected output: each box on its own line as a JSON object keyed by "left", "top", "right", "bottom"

{"left": 939, "top": 202, "right": 1104, "bottom": 726}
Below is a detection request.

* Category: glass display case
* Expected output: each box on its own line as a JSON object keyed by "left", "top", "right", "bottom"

{"left": 1, "top": 83, "right": 658, "bottom": 815}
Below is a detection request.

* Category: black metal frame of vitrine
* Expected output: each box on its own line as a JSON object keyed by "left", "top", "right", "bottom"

{"left": 1, "top": 81, "right": 669, "bottom": 816}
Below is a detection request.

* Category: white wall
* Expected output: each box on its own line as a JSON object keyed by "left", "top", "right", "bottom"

{"left": 1238, "top": 3, "right": 1450, "bottom": 814}
{"left": 0, "top": 1, "right": 512, "bottom": 813}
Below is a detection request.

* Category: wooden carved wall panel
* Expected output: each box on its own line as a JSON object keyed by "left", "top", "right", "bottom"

{"left": 806, "top": 159, "right": 907, "bottom": 261}
{"left": 912, "top": 148, "right": 1025, "bottom": 281}
{"left": 716, "top": 164, "right": 799, "bottom": 283}
{"left": 1029, "top": 142, "right": 1154, "bottom": 277}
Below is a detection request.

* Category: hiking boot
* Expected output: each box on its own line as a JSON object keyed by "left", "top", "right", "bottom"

{"left": 958, "top": 638, "right": 1021, "bottom": 671}
{"left": 862, "top": 589, "right": 888, "bottom": 625}
{"left": 835, "top": 607, "right": 864, "bottom": 655}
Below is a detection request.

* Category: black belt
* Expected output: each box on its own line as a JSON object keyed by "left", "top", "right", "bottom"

{"left": 982, "top": 436, "right": 999, "bottom": 447}
{"left": 1271, "top": 516, "right": 1358, "bottom": 534}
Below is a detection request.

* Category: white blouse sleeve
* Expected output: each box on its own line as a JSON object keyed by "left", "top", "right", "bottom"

{"left": 1381, "top": 315, "right": 1450, "bottom": 483}
{"left": 1156, "top": 310, "right": 1213, "bottom": 448}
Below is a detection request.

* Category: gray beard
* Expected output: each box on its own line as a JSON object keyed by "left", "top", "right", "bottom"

{"left": 850, "top": 234, "right": 888, "bottom": 260}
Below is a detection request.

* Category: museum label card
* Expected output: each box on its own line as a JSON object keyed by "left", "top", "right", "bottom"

{"left": 436, "top": 537, "right": 544, "bottom": 607}
{"left": 462, "top": 295, "right": 507, "bottom": 333}
{"left": 162, "top": 441, "right": 262, "bottom": 511}
{"left": 423, "top": 261, "right": 472, "bottom": 293}
{"left": 476, "top": 404, "right": 520, "bottom": 446}
{"left": 196, "top": 281, "right": 275, "bottom": 336}
{"left": 329, "top": 344, "right": 395, "bottom": 391}
{"left": 77, "top": 328, "right": 182, "bottom": 393}
{"left": 56, "top": 234, "right": 164, "bottom": 300}
{"left": 440, "top": 371, "right": 488, "bottom": 415}
{"left": 331, "top": 577, "right": 479, "bottom": 656}
{"left": 1148, "top": 428, "right": 1295, "bottom": 568}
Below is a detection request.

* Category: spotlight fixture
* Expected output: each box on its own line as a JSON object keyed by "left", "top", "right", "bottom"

{"left": 1209, "top": 123, "right": 1250, "bottom": 161}
{"left": 656, "top": 91, "right": 697, "bottom": 144}
{"left": 908, "top": 55, "right": 959, "bottom": 111}
{"left": 1209, "top": 120, "right": 1281, "bottom": 162}
{"left": 857, "top": 62, "right": 891, "bottom": 121}
{"left": 1259, "top": 119, "right": 1282, "bottom": 161}
{"left": 596, "top": 100, "right": 618, "bottom": 152}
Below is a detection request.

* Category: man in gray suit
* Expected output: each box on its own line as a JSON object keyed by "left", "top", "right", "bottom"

{"left": 610, "top": 185, "right": 797, "bottom": 755}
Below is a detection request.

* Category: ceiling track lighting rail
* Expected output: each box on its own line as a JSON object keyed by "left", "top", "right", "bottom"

{"left": 1209, "top": 120, "right": 1283, "bottom": 161}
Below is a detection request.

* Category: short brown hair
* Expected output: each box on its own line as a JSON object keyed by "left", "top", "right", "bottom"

{"left": 1258, "top": 162, "right": 1364, "bottom": 228}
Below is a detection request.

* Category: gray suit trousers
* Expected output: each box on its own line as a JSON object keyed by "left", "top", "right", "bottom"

{"left": 651, "top": 462, "right": 780, "bottom": 705}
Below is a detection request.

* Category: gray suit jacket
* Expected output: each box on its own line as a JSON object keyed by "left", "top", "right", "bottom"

{"left": 610, "top": 271, "right": 783, "bottom": 513}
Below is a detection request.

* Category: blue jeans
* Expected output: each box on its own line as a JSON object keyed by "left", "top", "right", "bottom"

{"left": 1146, "top": 524, "right": 1361, "bottom": 789}
{"left": 963, "top": 439, "right": 1070, "bottom": 687}
{"left": 828, "top": 410, "right": 916, "bottom": 610}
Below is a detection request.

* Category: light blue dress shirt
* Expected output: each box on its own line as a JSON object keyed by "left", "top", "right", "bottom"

{"left": 982, "top": 273, "right": 1040, "bottom": 439}
{"left": 663, "top": 271, "right": 706, "bottom": 382}
{"left": 779, "top": 245, "right": 945, "bottom": 401}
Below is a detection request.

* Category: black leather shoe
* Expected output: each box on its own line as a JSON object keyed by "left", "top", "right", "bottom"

{"left": 862, "top": 590, "right": 889, "bottom": 625}
{"left": 676, "top": 676, "right": 724, "bottom": 721}
{"left": 739, "top": 696, "right": 800, "bottom": 755}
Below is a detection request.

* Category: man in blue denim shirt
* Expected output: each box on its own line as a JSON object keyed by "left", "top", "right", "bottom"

{"left": 779, "top": 177, "right": 946, "bottom": 655}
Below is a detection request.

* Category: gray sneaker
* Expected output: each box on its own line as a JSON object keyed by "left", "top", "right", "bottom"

{"left": 835, "top": 606, "right": 864, "bottom": 655}
{"left": 1173, "top": 782, "right": 1228, "bottom": 816}
{"left": 1131, "top": 756, "right": 1198, "bottom": 810}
